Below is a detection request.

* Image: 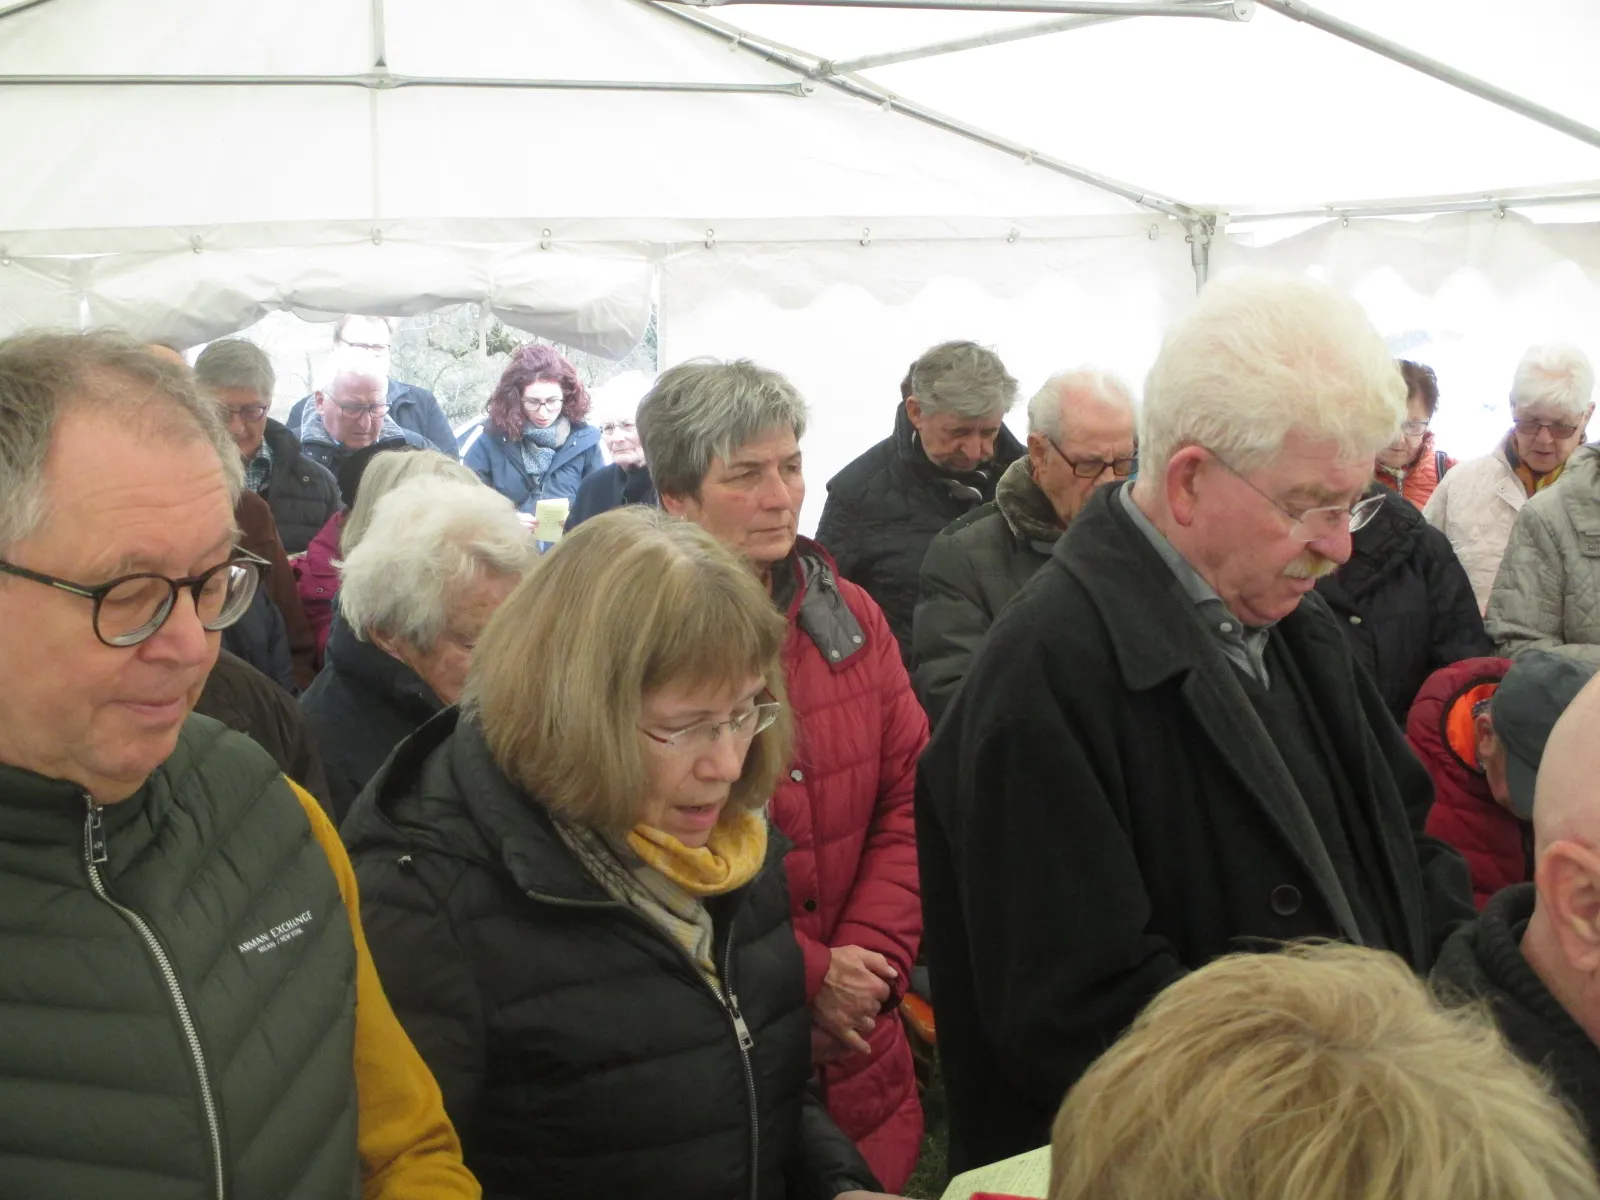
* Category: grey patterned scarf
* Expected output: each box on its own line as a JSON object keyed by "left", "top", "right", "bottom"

{"left": 520, "top": 416, "right": 570, "bottom": 482}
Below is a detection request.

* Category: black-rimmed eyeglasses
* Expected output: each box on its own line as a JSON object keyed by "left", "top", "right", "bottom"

{"left": 0, "top": 551, "right": 267, "bottom": 647}
{"left": 1045, "top": 438, "right": 1137, "bottom": 480}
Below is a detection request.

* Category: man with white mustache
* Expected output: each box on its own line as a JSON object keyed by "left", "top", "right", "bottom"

{"left": 916, "top": 273, "right": 1476, "bottom": 1175}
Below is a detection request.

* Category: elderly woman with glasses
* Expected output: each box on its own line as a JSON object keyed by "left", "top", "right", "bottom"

{"left": 344, "top": 507, "right": 891, "bottom": 1200}
{"left": 463, "top": 344, "right": 605, "bottom": 533}
{"left": 300, "top": 473, "right": 533, "bottom": 819}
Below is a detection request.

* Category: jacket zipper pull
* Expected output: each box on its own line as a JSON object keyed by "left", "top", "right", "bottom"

{"left": 728, "top": 993, "right": 754, "bottom": 1051}
{"left": 84, "top": 797, "right": 108, "bottom": 865}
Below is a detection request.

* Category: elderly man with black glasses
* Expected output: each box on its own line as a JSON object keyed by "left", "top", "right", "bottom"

{"left": 299, "top": 357, "right": 433, "bottom": 491}
{"left": 912, "top": 367, "right": 1137, "bottom": 723}
{"left": 916, "top": 274, "right": 1475, "bottom": 1177}
{"left": 0, "top": 331, "right": 478, "bottom": 1197}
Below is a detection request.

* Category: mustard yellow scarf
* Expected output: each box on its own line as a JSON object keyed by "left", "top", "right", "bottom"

{"left": 626, "top": 809, "right": 768, "bottom": 898}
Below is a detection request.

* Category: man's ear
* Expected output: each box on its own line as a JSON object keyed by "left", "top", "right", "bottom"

{"left": 904, "top": 396, "right": 924, "bottom": 432}
{"left": 1537, "top": 840, "right": 1600, "bottom": 973}
{"left": 1027, "top": 433, "right": 1049, "bottom": 474}
{"left": 1164, "top": 446, "right": 1209, "bottom": 529}
{"left": 1474, "top": 712, "right": 1497, "bottom": 770}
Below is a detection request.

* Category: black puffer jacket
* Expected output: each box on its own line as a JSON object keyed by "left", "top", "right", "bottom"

{"left": 817, "top": 404, "right": 1025, "bottom": 665}
{"left": 196, "top": 650, "right": 334, "bottom": 815}
{"left": 300, "top": 615, "right": 443, "bottom": 822}
{"left": 342, "top": 711, "right": 879, "bottom": 1200}
{"left": 222, "top": 583, "right": 296, "bottom": 693}
{"left": 911, "top": 457, "right": 1061, "bottom": 725}
{"left": 259, "top": 419, "right": 342, "bottom": 554}
{"left": 1315, "top": 488, "right": 1493, "bottom": 724}
{"left": 1433, "top": 884, "right": 1600, "bottom": 1158}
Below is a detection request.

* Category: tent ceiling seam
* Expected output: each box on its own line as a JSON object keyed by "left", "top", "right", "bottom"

{"left": 647, "top": 0, "right": 1203, "bottom": 220}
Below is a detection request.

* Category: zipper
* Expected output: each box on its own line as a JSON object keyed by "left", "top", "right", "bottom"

{"left": 83, "top": 796, "right": 226, "bottom": 1200}
{"left": 531, "top": 890, "right": 760, "bottom": 1200}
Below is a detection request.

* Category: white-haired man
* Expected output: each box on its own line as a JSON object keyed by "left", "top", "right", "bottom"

{"left": 286, "top": 315, "right": 458, "bottom": 458}
{"left": 1432, "top": 664, "right": 1600, "bottom": 1159}
{"left": 0, "top": 332, "right": 477, "bottom": 1195}
{"left": 818, "top": 341, "right": 1025, "bottom": 664}
{"left": 300, "top": 358, "right": 434, "bottom": 491}
{"left": 916, "top": 275, "right": 1475, "bottom": 1175}
{"left": 911, "top": 367, "right": 1137, "bottom": 723}
{"left": 1425, "top": 344, "right": 1595, "bottom": 610}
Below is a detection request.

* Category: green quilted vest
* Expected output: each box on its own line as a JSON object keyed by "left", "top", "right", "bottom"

{"left": 0, "top": 715, "right": 359, "bottom": 1199}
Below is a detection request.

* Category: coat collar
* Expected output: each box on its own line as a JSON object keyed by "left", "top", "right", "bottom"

{"left": 778, "top": 537, "right": 867, "bottom": 668}
{"left": 891, "top": 402, "right": 1026, "bottom": 497}
{"left": 994, "top": 457, "right": 1063, "bottom": 550}
{"left": 323, "top": 613, "right": 444, "bottom": 722}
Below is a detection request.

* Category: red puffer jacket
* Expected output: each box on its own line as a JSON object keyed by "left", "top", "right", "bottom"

{"left": 1408, "top": 656, "right": 1529, "bottom": 909}
{"left": 294, "top": 509, "right": 344, "bottom": 661}
{"left": 772, "top": 538, "right": 927, "bottom": 1193}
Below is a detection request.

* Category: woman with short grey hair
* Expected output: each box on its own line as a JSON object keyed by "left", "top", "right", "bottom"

{"left": 300, "top": 475, "right": 534, "bottom": 817}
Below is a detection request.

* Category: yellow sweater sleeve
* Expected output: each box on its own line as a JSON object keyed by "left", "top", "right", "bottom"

{"left": 289, "top": 781, "right": 482, "bottom": 1200}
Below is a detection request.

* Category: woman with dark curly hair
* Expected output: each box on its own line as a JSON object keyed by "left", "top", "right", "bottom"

{"left": 464, "top": 344, "right": 605, "bottom": 528}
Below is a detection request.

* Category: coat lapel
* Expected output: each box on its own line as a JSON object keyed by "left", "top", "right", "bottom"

{"left": 1060, "top": 488, "right": 1363, "bottom": 942}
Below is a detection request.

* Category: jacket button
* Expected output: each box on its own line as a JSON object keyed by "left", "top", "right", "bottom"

{"left": 1270, "top": 884, "right": 1302, "bottom": 916}
{"left": 790, "top": 769, "right": 804, "bottom": 782}
{"left": 829, "top": 649, "right": 841, "bottom": 661}
{"left": 803, "top": 898, "right": 818, "bottom": 912}
{"left": 1348, "top": 615, "right": 1363, "bottom": 626}
{"left": 851, "top": 634, "right": 863, "bottom": 644}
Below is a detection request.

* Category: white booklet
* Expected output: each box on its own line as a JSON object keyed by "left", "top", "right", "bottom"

{"left": 939, "top": 1144, "right": 1051, "bottom": 1200}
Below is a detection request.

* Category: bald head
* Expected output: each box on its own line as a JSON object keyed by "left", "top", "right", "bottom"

{"left": 1534, "top": 672, "right": 1600, "bottom": 852}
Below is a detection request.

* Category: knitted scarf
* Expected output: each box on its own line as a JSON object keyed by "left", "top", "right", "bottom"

{"left": 555, "top": 810, "right": 767, "bottom": 985}
{"left": 519, "top": 416, "right": 570, "bottom": 482}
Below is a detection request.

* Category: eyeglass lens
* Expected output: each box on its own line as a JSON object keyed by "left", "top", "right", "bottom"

{"left": 97, "top": 561, "right": 260, "bottom": 647}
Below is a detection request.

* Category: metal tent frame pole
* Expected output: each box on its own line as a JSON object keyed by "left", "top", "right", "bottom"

{"left": 0, "top": 72, "right": 812, "bottom": 95}
{"left": 683, "top": 0, "right": 1251, "bottom": 14}
{"left": 1257, "top": 0, "right": 1600, "bottom": 153}
{"left": 649, "top": 0, "right": 1200, "bottom": 220}
{"left": 1229, "top": 187, "right": 1600, "bottom": 224}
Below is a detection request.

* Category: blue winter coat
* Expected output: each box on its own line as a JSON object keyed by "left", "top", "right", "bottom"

{"left": 463, "top": 421, "right": 605, "bottom": 515}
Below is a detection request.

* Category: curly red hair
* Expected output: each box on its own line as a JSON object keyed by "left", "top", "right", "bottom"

{"left": 486, "top": 344, "right": 591, "bottom": 440}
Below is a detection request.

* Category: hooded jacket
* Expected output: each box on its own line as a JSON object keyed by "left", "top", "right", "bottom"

{"left": 258, "top": 419, "right": 342, "bottom": 554}
{"left": 911, "top": 457, "right": 1064, "bottom": 726}
{"left": 1433, "top": 884, "right": 1600, "bottom": 1160}
{"left": 770, "top": 537, "right": 928, "bottom": 1192}
{"left": 817, "top": 404, "right": 1026, "bottom": 665}
{"left": 341, "top": 710, "right": 880, "bottom": 1200}
{"left": 1486, "top": 445, "right": 1600, "bottom": 665}
{"left": 1313, "top": 488, "right": 1492, "bottom": 724}
{"left": 300, "top": 614, "right": 444, "bottom": 822}
{"left": 462, "top": 420, "right": 605, "bottom": 515}
{"left": 1407, "top": 657, "right": 1527, "bottom": 909}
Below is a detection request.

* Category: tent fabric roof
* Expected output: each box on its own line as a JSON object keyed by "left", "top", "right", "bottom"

{"left": 1, "top": 0, "right": 1598, "bottom": 348}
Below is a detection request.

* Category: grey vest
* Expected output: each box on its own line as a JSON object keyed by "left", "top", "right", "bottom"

{"left": 0, "top": 715, "right": 360, "bottom": 1200}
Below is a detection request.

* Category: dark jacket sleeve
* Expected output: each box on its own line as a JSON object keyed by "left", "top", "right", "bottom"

{"left": 567, "top": 464, "right": 618, "bottom": 530}
{"left": 1420, "top": 524, "right": 1495, "bottom": 671}
{"left": 786, "top": 1084, "right": 882, "bottom": 1200}
{"left": 275, "top": 700, "right": 335, "bottom": 817}
{"left": 352, "top": 850, "right": 489, "bottom": 1143}
{"left": 404, "top": 386, "right": 460, "bottom": 459}
{"left": 912, "top": 530, "right": 989, "bottom": 727}
{"left": 926, "top": 683, "right": 1190, "bottom": 1111}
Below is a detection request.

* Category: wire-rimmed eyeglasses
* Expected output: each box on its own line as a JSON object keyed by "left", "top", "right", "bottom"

{"left": 1210, "top": 454, "right": 1384, "bottom": 542}
{"left": 639, "top": 701, "right": 782, "bottom": 755}
{"left": 0, "top": 551, "right": 267, "bottom": 647}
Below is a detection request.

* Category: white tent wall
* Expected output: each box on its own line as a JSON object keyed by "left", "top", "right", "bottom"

{"left": 660, "top": 224, "right": 1194, "bottom": 534}
{"left": 1213, "top": 210, "right": 1600, "bottom": 458}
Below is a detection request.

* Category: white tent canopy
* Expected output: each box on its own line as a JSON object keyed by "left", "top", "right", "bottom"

{"left": 2, "top": 0, "right": 1599, "bottom": 528}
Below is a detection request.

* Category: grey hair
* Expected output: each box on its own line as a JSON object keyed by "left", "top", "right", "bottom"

{"left": 637, "top": 358, "right": 809, "bottom": 498}
{"left": 1027, "top": 367, "right": 1137, "bottom": 442}
{"left": 338, "top": 476, "right": 534, "bottom": 651}
{"left": 1141, "top": 272, "right": 1406, "bottom": 475}
{"left": 314, "top": 349, "right": 388, "bottom": 399}
{"left": 0, "top": 329, "right": 243, "bottom": 554}
{"left": 909, "top": 341, "right": 1019, "bottom": 420}
{"left": 1510, "top": 344, "right": 1595, "bottom": 419}
{"left": 339, "top": 448, "right": 480, "bottom": 557}
{"left": 194, "top": 338, "right": 276, "bottom": 405}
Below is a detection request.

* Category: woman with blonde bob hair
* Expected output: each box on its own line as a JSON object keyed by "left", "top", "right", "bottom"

{"left": 344, "top": 507, "right": 887, "bottom": 1200}
{"left": 1049, "top": 942, "right": 1600, "bottom": 1200}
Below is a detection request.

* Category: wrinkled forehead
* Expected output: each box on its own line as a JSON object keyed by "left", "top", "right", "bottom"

{"left": 328, "top": 372, "right": 385, "bottom": 402}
